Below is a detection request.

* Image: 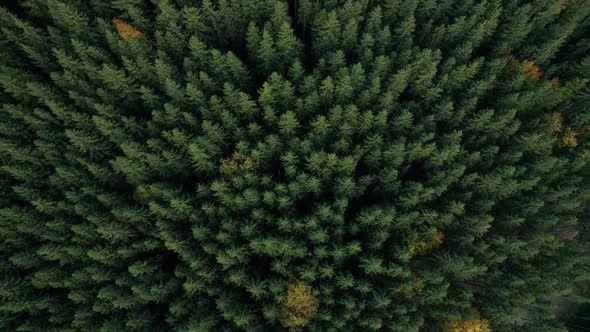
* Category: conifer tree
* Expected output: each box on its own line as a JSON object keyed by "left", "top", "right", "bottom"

{"left": 0, "top": 0, "right": 589, "bottom": 331}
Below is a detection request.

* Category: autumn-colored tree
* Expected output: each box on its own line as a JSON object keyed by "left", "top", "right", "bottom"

{"left": 405, "top": 273, "right": 426, "bottom": 299}
{"left": 520, "top": 60, "right": 543, "bottom": 81}
{"left": 563, "top": 128, "right": 579, "bottom": 148}
{"left": 507, "top": 55, "right": 543, "bottom": 81}
{"left": 281, "top": 281, "right": 319, "bottom": 329}
{"left": 442, "top": 310, "right": 491, "bottom": 332}
{"left": 112, "top": 18, "right": 145, "bottom": 42}
{"left": 547, "top": 112, "right": 564, "bottom": 133}
{"left": 550, "top": 77, "right": 561, "bottom": 89}
{"left": 551, "top": 226, "right": 579, "bottom": 240}
{"left": 219, "top": 152, "right": 255, "bottom": 175}
{"left": 0, "top": 1, "right": 588, "bottom": 331}
{"left": 409, "top": 230, "right": 445, "bottom": 256}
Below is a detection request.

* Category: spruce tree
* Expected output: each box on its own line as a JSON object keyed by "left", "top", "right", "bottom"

{"left": 0, "top": 0, "right": 589, "bottom": 331}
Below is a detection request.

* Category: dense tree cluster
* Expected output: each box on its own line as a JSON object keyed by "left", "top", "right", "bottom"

{"left": 0, "top": 0, "right": 589, "bottom": 331}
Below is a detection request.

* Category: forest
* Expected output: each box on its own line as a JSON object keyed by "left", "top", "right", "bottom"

{"left": 0, "top": 0, "right": 589, "bottom": 331}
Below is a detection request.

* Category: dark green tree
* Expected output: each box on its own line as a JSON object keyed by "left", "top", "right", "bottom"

{"left": 0, "top": 0, "right": 589, "bottom": 331}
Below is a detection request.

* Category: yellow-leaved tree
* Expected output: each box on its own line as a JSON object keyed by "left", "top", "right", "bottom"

{"left": 281, "top": 281, "right": 320, "bottom": 330}
{"left": 562, "top": 128, "right": 579, "bottom": 148}
{"left": 220, "top": 152, "right": 255, "bottom": 175}
{"left": 442, "top": 310, "right": 491, "bottom": 332}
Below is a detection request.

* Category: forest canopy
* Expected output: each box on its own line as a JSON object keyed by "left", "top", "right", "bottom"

{"left": 0, "top": 0, "right": 589, "bottom": 331}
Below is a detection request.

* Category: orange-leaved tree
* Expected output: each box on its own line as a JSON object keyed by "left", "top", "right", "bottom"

{"left": 442, "top": 310, "right": 491, "bottom": 332}
{"left": 112, "top": 18, "right": 145, "bottom": 42}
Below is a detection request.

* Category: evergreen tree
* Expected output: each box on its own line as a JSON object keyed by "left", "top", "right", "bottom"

{"left": 0, "top": 0, "right": 589, "bottom": 331}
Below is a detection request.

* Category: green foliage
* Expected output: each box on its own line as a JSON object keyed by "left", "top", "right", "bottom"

{"left": 0, "top": 0, "right": 589, "bottom": 331}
